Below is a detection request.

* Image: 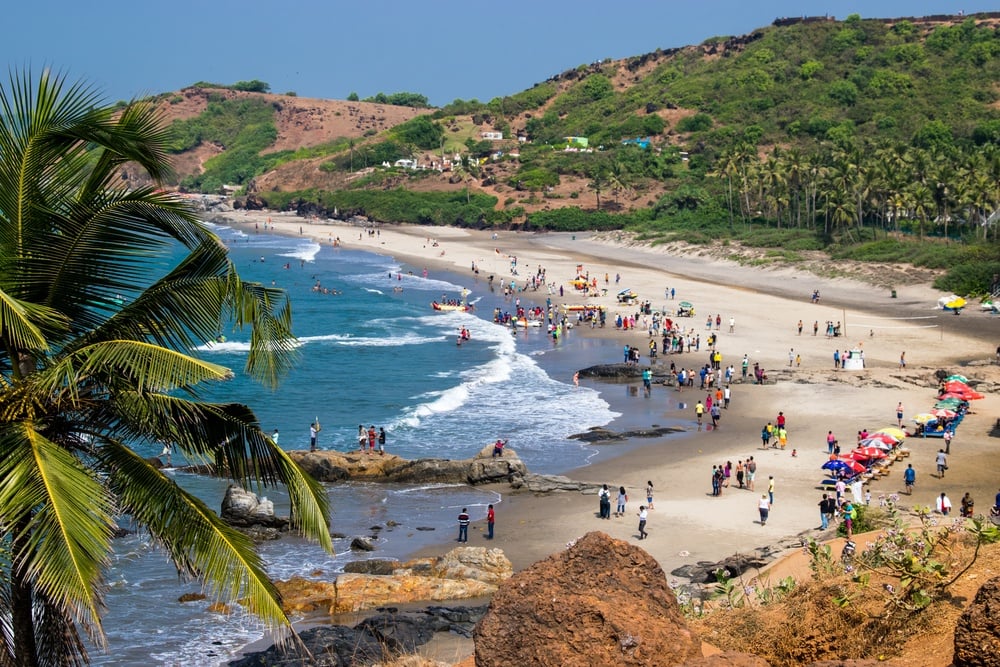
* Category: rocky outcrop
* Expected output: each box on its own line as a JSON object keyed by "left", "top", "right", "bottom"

{"left": 474, "top": 531, "right": 701, "bottom": 666}
{"left": 954, "top": 575, "right": 1000, "bottom": 666}
{"left": 275, "top": 547, "right": 511, "bottom": 616}
{"left": 342, "top": 559, "right": 399, "bottom": 575}
{"left": 569, "top": 425, "right": 686, "bottom": 444}
{"left": 511, "top": 473, "right": 589, "bottom": 493}
{"left": 220, "top": 485, "right": 289, "bottom": 530}
{"left": 671, "top": 554, "right": 771, "bottom": 584}
{"left": 579, "top": 363, "right": 645, "bottom": 379}
{"left": 228, "top": 604, "right": 487, "bottom": 667}
{"left": 287, "top": 447, "right": 527, "bottom": 486}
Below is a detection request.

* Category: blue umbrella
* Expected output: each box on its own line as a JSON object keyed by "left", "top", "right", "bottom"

{"left": 822, "top": 459, "right": 864, "bottom": 474}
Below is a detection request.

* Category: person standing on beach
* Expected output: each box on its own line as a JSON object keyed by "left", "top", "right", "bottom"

{"left": 747, "top": 456, "right": 757, "bottom": 491}
{"left": 904, "top": 463, "right": 916, "bottom": 494}
{"left": 741, "top": 354, "right": 749, "bottom": 380}
{"left": 776, "top": 411, "right": 786, "bottom": 432}
{"left": 896, "top": 402, "right": 904, "bottom": 428}
{"left": 788, "top": 348, "right": 795, "bottom": 366}
{"left": 367, "top": 425, "right": 377, "bottom": 455}
{"left": 486, "top": 504, "right": 495, "bottom": 539}
{"left": 833, "top": 349, "right": 840, "bottom": 369}
{"left": 819, "top": 493, "right": 835, "bottom": 530}
{"left": 357, "top": 425, "right": 367, "bottom": 452}
{"left": 710, "top": 402, "right": 721, "bottom": 428}
{"left": 723, "top": 385, "right": 731, "bottom": 409}
{"left": 758, "top": 495, "right": 770, "bottom": 526}
{"left": 943, "top": 429, "right": 953, "bottom": 454}
{"left": 937, "top": 492, "right": 952, "bottom": 516}
{"left": 646, "top": 481, "right": 655, "bottom": 509}
{"left": 813, "top": 320, "right": 819, "bottom": 336}
{"left": 827, "top": 430, "right": 836, "bottom": 454}
{"left": 637, "top": 506, "right": 648, "bottom": 540}
{"left": 599, "top": 484, "right": 612, "bottom": 519}
{"left": 768, "top": 476, "right": 776, "bottom": 506}
{"left": 936, "top": 449, "right": 948, "bottom": 477}
{"left": 616, "top": 486, "right": 628, "bottom": 518}
{"left": 378, "top": 427, "right": 386, "bottom": 455}
{"left": 843, "top": 500, "right": 855, "bottom": 538}
{"left": 899, "top": 351, "right": 906, "bottom": 369}
{"left": 761, "top": 423, "right": 772, "bottom": 449}
{"left": 457, "top": 508, "right": 470, "bottom": 542}
{"left": 735, "top": 460, "right": 745, "bottom": 489}
{"left": 695, "top": 400, "right": 705, "bottom": 426}
{"left": 797, "top": 320, "right": 803, "bottom": 336}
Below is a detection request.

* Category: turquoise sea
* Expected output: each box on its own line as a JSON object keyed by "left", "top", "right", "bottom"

{"left": 92, "top": 222, "right": 635, "bottom": 665}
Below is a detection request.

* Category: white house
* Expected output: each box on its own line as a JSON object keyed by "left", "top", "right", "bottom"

{"left": 481, "top": 131, "right": 504, "bottom": 140}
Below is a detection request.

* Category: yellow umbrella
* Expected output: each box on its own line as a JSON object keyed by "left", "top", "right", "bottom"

{"left": 912, "top": 413, "right": 937, "bottom": 424}
{"left": 874, "top": 427, "right": 906, "bottom": 440}
{"left": 946, "top": 297, "right": 966, "bottom": 310}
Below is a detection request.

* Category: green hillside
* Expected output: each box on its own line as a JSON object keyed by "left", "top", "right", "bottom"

{"left": 164, "top": 13, "right": 1000, "bottom": 293}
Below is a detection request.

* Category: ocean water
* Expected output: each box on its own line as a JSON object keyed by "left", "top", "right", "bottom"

{"left": 91, "top": 223, "right": 623, "bottom": 665}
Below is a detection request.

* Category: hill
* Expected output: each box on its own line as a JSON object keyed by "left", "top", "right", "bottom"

{"left": 143, "top": 12, "right": 1000, "bottom": 294}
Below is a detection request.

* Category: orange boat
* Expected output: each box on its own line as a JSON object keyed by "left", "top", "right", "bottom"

{"left": 432, "top": 301, "right": 472, "bottom": 312}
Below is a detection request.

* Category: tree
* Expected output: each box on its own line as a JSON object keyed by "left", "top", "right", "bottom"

{"left": 0, "top": 71, "right": 332, "bottom": 665}
{"left": 587, "top": 164, "right": 607, "bottom": 210}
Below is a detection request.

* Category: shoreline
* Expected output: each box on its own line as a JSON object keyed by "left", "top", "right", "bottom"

{"left": 208, "top": 206, "right": 1000, "bottom": 658}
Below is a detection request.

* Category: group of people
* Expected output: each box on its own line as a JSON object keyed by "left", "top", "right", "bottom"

{"left": 710, "top": 457, "right": 759, "bottom": 495}
{"left": 597, "top": 482, "right": 655, "bottom": 540}
{"left": 356, "top": 424, "right": 387, "bottom": 455}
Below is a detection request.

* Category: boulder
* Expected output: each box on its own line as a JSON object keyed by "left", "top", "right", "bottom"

{"left": 229, "top": 605, "right": 488, "bottom": 667}
{"left": 220, "top": 485, "right": 289, "bottom": 530}
{"left": 276, "top": 547, "right": 512, "bottom": 616}
{"left": 954, "top": 575, "right": 1000, "bottom": 666}
{"left": 511, "top": 473, "right": 587, "bottom": 493}
{"left": 468, "top": 446, "right": 528, "bottom": 483}
{"left": 350, "top": 537, "right": 375, "bottom": 552}
{"left": 671, "top": 554, "right": 770, "bottom": 584}
{"left": 579, "top": 363, "right": 644, "bottom": 379}
{"left": 343, "top": 559, "right": 400, "bottom": 575}
{"left": 474, "top": 531, "right": 701, "bottom": 666}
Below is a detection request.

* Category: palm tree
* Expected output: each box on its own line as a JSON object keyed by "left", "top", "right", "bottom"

{"left": 587, "top": 164, "right": 607, "bottom": 211}
{"left": 0, "top": 71, "right": 332, "bottom": 665}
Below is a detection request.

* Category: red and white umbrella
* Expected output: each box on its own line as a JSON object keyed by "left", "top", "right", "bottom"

{"left": 849, "top": 447, "right": 887, "bottom": 461}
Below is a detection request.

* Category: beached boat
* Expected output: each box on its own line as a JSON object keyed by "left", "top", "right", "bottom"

{"left": 514, "top": 317, "right": 543, "bottom": 327}
{"left": 562, "top": 304, "right": 606, "bottom": 312}
{"left": 431, "top": 301, "right": 472, "bottom": 312}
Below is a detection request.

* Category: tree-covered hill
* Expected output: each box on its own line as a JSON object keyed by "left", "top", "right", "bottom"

{"left": 149, "top": 12, "right": 1000, "bottom": 293}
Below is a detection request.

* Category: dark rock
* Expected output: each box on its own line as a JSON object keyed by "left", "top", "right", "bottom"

{"left": 178, "top": 592, "right": 207, "bottom": 603}
{"left": 475, "top": 531, "right": 700, "bottom": 666}
{"left": 670, "top": 554, "right": 770, "bottom": 584}
{"left": 343, "top": 559, "right": 399, "bottom": 575}
{"left": 578, "top": 363, "right": 644, "bottom": 379}
{"left": 569, "top": 425, "right": 686, "bottom": 444}
{"left": 510, "top": 473, "right": 587, "bottom": 493}
{"left": 385, "top": 520, "right": 399, "bottom": 527}
{"left": 350, "top": 537, "right": 375, "bottom": 552}
{"left": 954, "top": 575, "right": 1000, "bottom": 666}
{"left": 415, "top": 526, "right": 435, "bottom": 531}
{"left": 228, "top": 605, "right": 488, "bottom": 666}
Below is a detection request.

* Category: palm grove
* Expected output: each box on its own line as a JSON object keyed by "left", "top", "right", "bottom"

{"left": 0, "top": 72, "right": 332, "bottom": 666}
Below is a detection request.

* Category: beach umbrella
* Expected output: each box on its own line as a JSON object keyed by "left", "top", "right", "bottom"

{"left": 874, "top": 427, "right": 906, "bottom": 440}
{"left": 945, "top": 297, "right": 966, "bottom": 310}
{"left": 932, "top": 408, "right": 957, "bottom": 419}
{"left": 850, "top": 447, "right": 887, "bottom": 461}
{"left": 866, "top": 432, "right": 899, "bottom": 445}
{"left": 679, "top": 301, "right": 694, "bottom": 309}
{"left": 912, "top": 413, "right": 938, "bottom": 424}
{"left": 859, "top": 438, "right": 894, "bottom": 451}
{"left": 944, "top": 374, "right": 968, "bottom": 383}
{"left": 822, "top": 459, "right": 864, "bottom": 475}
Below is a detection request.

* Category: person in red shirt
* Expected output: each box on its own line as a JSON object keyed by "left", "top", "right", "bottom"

{"left": 776, "top": 411, "right": 786, "bottom": 431}
{"left": 367, "top": 425, "right": 376, "bottom": 455}
{"left": 487, "top": 504, "right": 495, "bottom": 539}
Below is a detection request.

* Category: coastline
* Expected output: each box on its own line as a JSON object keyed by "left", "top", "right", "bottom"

{"left": 209, "top": 206, "right": 1000, "bottom": 657}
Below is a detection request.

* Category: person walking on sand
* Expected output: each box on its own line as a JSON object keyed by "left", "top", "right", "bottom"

{"left": 758, "top": 494, "right": 770, "bottom": 526}
{"left": 486, "top": 504, "right": 495, "bottom": 539}
{"left": 761, "top": 423, "right": 772, "bottom": 449}
{"left": 943, "top": 429, "right": 953, "bottom": 454}
{"left": 788, "top": 348, "right": 795, "bottom": 366}
{"left": 695, "top": 400, "right": 705, "bottom": 426}
{"left": 843, "top": 500, "right": 855, "bottom": 538}
{"left": 637, "top": 506, "right": 649, "bottom": 539}
{"left": 797, "top": 320, "right": 803, "bottom": 336}
{"left": 457, "top": 508, "right": 471, "bottom": 542}
{"left": 736, "top": 460, "right": 745, "bottom": 489}
{"left": 710, "top": 402, "right": 721, "bottom": 428}
{"left": 904, "top": 463, "right": 916, "bottom": 494}
{"left": 746, "top": 456, "right": 757, "bottom": 491}
{"left": 936, "top": 449, "right": 948, "bottom": 477}
{"left": 768, "top": 476, "right": 776, "bottom": 506}
{"left": 899, "top": 351, "right": 906, "bottom": 369}
{"left": 616, "top": 486, "right": 628, "bottom": 518}
{"left": 813, "top": 320, "right": 819, "bottom": 336}
{"left": 896, "top": 402, "right": 904, "bottom": 428}
{"left": 777, "top": 426, "right": 788, "bottom": 450}
{"left": 646, "top": 481, "right": 655, "bottom": 509}
{"left": 723, "top": 384, "right": 731, "bottom": 409}
{"left": 827, "top": 430, "right": 837, "bottom": 455}
{"left": 819, "top": 493, "right": 835, "bottom": 530}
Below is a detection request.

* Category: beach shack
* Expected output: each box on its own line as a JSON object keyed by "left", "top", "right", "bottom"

{"left": 843, "top": 349, "right": 865, "bottom": 370}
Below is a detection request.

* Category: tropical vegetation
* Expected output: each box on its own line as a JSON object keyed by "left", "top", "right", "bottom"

{"left": 0, "top": 71, "right": 332, "bottom": 665}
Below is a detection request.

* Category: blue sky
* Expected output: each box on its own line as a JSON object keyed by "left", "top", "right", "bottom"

{"left": 3, "top": 1, "right": 993, "bottom": 105}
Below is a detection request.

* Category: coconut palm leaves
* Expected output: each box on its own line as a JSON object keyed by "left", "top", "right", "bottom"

{"left": 0, "top": 70, "right": 332, "bottom": 665}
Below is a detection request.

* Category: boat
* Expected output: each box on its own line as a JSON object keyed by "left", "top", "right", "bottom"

{"left": 514, "top": 317, "right": 543, "bottom": 328}
{"left": 562, "top": 304, "right": 606, "bottom": 312}
{"left": 431, "top": 301, "right": 472, "bottom": 312}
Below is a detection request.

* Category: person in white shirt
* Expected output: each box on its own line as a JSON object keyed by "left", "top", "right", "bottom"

{"left": 937, "top": 492, "right": 952, "bottom": 515}
{"left": 935, "top": 449, "right": 948, "bottom": 477}
{"left": 636, "top": 506, "right": 648, "bottom": 539}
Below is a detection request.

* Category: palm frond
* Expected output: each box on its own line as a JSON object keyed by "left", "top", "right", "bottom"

{"left": 95, "top": 441, "right": 293, "bottom": 631}
{"left": 227, "top": 272, "right": 298, "bottom": 387}
{"left": 0, "top": 289, "right": 54, "bottom": 355}
{"left": 38, "top": 341, "right": 231, "bottom": 403}
{"left": 0, "top": 424, "right": 114, "bottom": 646}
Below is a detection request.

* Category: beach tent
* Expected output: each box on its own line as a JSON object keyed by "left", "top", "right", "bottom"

{"left": 873, "top": 427, "right": 906, "bottom": 441}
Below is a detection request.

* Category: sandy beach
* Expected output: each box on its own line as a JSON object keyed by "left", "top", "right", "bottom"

{"left": 212, "top": 206, "right": 999, "bottom": 592}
